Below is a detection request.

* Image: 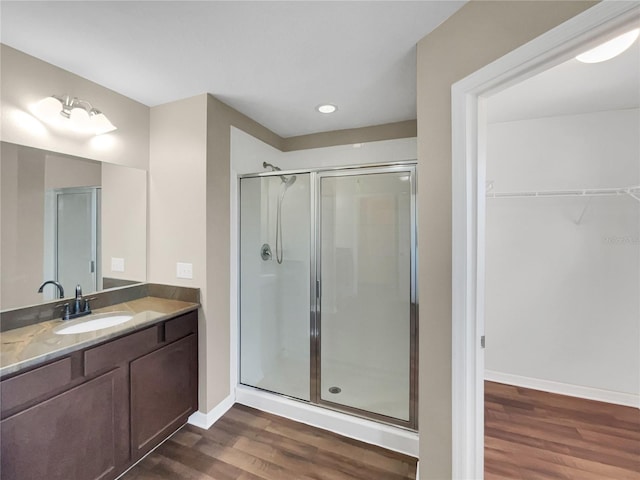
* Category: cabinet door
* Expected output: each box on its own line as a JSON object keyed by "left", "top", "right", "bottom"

{"left": 1, "top": 368, "right": 127, "bottom": 480}
{"left": 130, "top": 334, "right": 197, "bottom": 458}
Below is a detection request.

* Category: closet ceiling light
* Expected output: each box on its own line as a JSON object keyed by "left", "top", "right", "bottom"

{"left": 316, "top": 104, "right": 337, "bottom": 114}
{"left": 32, "top": 94, "right": 117, "bottom": 135}
{"left": 576, "top": 28, "right": 640, "bottom": 63}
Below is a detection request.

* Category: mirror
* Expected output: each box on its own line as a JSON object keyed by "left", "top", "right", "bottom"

{"left": 0, "top": 141, "right": 147, "bottom": 310}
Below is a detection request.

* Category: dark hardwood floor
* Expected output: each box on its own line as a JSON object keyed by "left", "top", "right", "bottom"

{"left": 122, "top": 383, "right": 639, "bottom": 479}
{"left": 485, "top": 381, "right": 640, "bottom": 480}
{"left": 121, "top": 403, "right": 417, "bottom": 480}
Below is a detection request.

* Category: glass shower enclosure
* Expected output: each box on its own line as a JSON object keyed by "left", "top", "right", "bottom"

{"left": 239, "top": 164, "right": 417, "bottom": 428}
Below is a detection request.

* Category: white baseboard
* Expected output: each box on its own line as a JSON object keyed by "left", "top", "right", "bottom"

{"left": 236, "top": 385, "right": 419, "bottom": 457}
{"left": 485, "top": 370, "right": 640, "bottom": 408}
{"left": 188, "top": 393, "right": 235, "bottom": 430}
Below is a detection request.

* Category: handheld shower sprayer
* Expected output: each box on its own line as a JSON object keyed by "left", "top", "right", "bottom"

{"left": 262, "top": 161, "right": 297, "bottom": 264}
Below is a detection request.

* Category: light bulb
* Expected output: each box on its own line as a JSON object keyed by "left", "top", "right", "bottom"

{"left": 31, "top": 95, "right": 116, "bottom": 135}
{"left": 31, "top": 96, "right": 63, "bottom": 123}
{"left": 69, "top": 108, "right": 92, "bottom": 133}
{"left": 576, "top": 28, "right": 640, "bottom": 63}
{"left": 90, "top": 113, "right": 117, "bottom": 135}
{"left": 316, "top": 104, "right": 337, "bottom": 114}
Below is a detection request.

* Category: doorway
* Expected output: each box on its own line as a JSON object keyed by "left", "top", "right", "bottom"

{"left": 451, "top": 2, "right": 640, "bottom": 478}
{"left": 482, "top": 34, "right": 639, "bottom": 477}
{"left": 43, "top": 186, "right": 101, "bottom": 299}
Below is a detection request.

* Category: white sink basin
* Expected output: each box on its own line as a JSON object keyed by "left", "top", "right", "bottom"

{"left": 54, "top": 311, "right": 134, "bottom": 335}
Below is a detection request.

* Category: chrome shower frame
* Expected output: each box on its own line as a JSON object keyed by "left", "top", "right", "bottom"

{"left": 237, "top": 161, "right": 418, "bottom": 431}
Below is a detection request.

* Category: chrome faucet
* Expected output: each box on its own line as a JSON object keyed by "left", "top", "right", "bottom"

{"left": 61, "top": 284, "right": 92, "bottom": 320}
{"left": 74, "top": 284, "right": 83, "bottom": 314}
{"left": 37, "top": 280, "right": 65, "bottom": 299}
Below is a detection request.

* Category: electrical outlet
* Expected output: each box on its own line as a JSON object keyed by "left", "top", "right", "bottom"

{"left": 176, "top": 262, "right": 193, "bottom": 279}
{"left": 111, "top": 257, "right": 125, "bottom": 272}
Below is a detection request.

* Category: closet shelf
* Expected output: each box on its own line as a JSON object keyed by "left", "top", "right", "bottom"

{"left": 486, "top": 185, "right": 640, "bottom": 202}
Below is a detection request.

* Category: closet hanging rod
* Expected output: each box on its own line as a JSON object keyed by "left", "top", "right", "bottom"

{"left": 486, "top": 185, "right": 640, "bottom": 201}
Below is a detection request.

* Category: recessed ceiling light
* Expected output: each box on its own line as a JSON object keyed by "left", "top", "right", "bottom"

{"left": 316, "top": 104, "right": 337, "bottom": 114}
{"left": 576, "top": 28, "right": 640, "bottom": 64}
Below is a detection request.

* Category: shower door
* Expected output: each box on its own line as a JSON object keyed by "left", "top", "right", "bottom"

{"left": 239, "top": 173, "right": 312, "bottom": 401}
{"left": 317, "top": 167, "right": 415, "bottom": 424}
{"left": 239, "top": 165, "right": 416, "bottom": 428}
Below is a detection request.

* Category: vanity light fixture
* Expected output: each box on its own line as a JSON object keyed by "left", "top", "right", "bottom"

{"left": 316, "top": 104, "right": 338, "bottom": 114}
{"left": 33, "top": 95, "right": 117, "bottom": 135}
{"left": 576, "top": 28, "right": 640, "bottom": 63}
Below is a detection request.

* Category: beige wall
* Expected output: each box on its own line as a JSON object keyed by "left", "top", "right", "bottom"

{"left": 0, "top": 44, "right": 149, "bottom": 169}
{"left": 148, "top": 93, "right": 281, "bottom": 413}
{"left": 101, "top": 163, "right": 147, "bottom": 283}
{"left": 283, "top": 120, "right": 416, "bottom": 152}
{"left": 148, "top": 94, "right": 209, "bottom": 406}
{"left": 415, "top": 1, "right": 597, "bottom": 478}
{"left": 205, "top": 95, "right": 282, "bottom": 411}
{"left": 44, "top": 154, "right": 101, "bottom": 190}
{"left": 1, "top": 144, "right": 45, "bottom": 309}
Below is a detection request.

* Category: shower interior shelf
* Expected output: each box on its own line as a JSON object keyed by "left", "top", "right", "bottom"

{"left": 486, "top": 184, "right": 640, "bottom": 203}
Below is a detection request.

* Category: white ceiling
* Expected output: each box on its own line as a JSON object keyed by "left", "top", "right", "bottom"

{"left": 0, "top": 1, "right": 466, "bottom": 138}
{"left": 488, "top": 33, "right": 640, "bottom": 123}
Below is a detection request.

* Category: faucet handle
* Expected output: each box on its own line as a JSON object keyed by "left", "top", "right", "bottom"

{"left": 83, "top": 297, "right": 95, "bottom": 313}
{"left": 60, "top": 303, "right": 71, "bottom": 320}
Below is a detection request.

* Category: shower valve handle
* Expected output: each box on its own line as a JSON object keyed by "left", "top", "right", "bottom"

{"left": 261, "top": 243, "right": 272, "bottom": 261}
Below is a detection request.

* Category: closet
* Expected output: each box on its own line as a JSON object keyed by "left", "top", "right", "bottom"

{"left": 484, "top": 108, "right": 639, "bottom": 406}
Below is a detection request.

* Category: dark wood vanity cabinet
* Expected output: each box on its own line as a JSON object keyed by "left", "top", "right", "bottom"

{"left": 0, "top": 310, "right": 198, "bottom": 480}
{"left": 1, "top": 368, "right": 128, "bottom": 480}
{"left": 131, "top": 333, "right": 198, "bottom": 459}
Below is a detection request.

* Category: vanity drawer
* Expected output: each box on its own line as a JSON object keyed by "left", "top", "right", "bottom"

{"left": 84, "top": 326, "right": 158, "bottom": 375}
{"left": 165, "top": 310, "right": 197, "bottom": 343}
{"left": 1, "top": 357, "right": 72, "bottom": 414}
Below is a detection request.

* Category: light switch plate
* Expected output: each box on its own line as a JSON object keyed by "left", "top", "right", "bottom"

{"left": 111, "top": 257, "right": 125, "bottom": 272}
{"left": 176, "top": 262, "right": 193, "bottom": 279}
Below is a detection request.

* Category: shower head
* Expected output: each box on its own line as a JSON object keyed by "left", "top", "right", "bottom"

{"left": 263, "top": 161, "right": 281, "bottom": 172}
{"left": 263, "top": 161, "right": 295, "bottom": 187}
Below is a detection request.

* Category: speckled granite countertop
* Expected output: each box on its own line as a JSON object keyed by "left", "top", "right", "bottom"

{"left": 0, "top": 296, "right": 198, "bottom": 377}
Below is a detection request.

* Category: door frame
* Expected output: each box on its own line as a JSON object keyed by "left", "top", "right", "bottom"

{"left": 451, "top": 3, "right": 640, "bottom": 478}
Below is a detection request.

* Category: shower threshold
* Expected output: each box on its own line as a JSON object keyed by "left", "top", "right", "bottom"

{"left": 235, "top": 384, "right": 419, "bottom": 457}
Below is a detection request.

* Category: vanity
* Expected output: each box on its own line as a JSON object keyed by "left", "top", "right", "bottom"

{"left": 0, "top": 284, "right": 199, "bottom": 480}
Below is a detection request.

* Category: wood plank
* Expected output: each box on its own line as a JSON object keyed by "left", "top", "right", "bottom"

{"left": 122, "top": 404, "right": 417, "bottom": 480}
{"left": 488, "top": 436, "right": 640, "bottom": 480}
{"left": 485, "top": 381, "right": 640, "bottom": 480}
